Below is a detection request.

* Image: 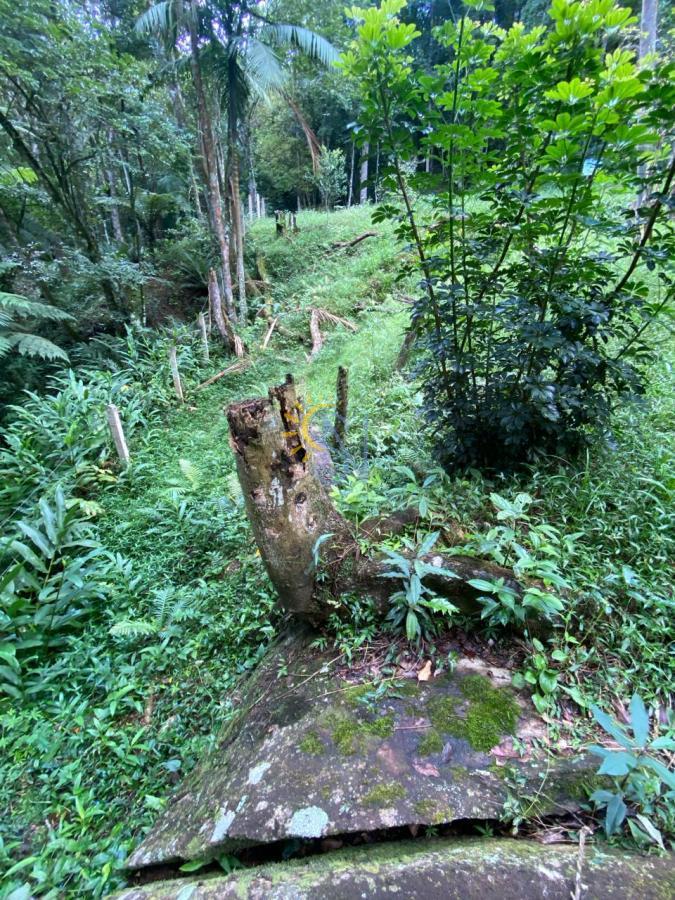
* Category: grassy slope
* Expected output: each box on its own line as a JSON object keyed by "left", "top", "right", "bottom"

{"left": 1, "top": 207, "right": 673, "bottom": 897}
{"left": 0, "top": 207, "right": 414, "bottom": 899}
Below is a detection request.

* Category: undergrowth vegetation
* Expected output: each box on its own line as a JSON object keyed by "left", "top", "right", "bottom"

{"left": 1, "top": 207, "right": 673, "bottom": 896}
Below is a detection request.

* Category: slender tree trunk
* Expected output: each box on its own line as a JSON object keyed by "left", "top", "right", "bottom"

{"left": 348, "top": 140, "right": 355, "bottom": 208}
{"left": 360, "top": 142, "right": 369, "bottom": 204}
{"left": 208, "top": 267, "right": 239, "bottom": 354}
{"left": 188, "top": 10, "right": 236, "bottom": 322}
{"left": 229, "top": 163, "right": 248, "bottom": 321}
{"left": 639, "top": 0, "right": 658, "bottom": 59}
{"left": 106, "top": 165, "right": 124, "bottom": 243}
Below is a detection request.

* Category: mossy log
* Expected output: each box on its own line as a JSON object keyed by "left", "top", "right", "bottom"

{"left": 227, "top": 376, "right": 527, "bottom": 623}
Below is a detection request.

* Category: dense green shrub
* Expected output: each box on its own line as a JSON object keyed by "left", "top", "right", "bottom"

{"left": 341, "top": 0, "right": 675, "bottom": 471}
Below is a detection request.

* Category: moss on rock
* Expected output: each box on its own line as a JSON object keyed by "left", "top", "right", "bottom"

{"left": 425, "top": 674, "right": 519, "bottom": 752}
{"left": 299, "top": 731, "right": 324, "bottom": 755}
{"left": 418, "top": 729, "right": 444, "bottom": 756}
{"left": 363, "top": 782, "right": 406, "bottom": 807}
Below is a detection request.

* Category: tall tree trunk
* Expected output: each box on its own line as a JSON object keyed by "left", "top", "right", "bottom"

{"left": 639, "top": 0, "right": 658, "bottom": 59}
{"left": 360, "top": 142, "right": 369, "bottom": 204}
{"left": 188, "top": 9, "right": 236, "bottom": 322}
{"left": 208, "top": 268, "right": 239, "bottom": 355}
{"left": 229, "top": 160, "right": 248, "bottom": 321}
{"left": 105, "top": 157, "right": 124, "bottom": 243}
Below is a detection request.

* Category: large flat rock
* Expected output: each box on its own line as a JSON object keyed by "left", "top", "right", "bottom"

{"left": 117, "top": 837, "right": 675, "bottom": 898}
{"left": 127, "top": 630, "right": 600, "bottom": 870}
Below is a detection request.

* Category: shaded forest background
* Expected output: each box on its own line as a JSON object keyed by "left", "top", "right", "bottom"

{"left": 2, "top": 0, "right": 670, "bottom": 410}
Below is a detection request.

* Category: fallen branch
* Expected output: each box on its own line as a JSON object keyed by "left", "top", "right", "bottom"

{"left": 262, "top": 317, "right": 278, "bottom": 350}
{"left": 328, "top": 230, "right": 379, "bottom": 253}
{"left": 308, "top": 309, "right": 357, "bottom": 360}
{"left": 195, "top": 359, "right": 250, "bottom": 390}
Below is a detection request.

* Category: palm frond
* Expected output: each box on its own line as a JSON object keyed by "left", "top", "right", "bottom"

{"left": 136, "top": 1, "right": 177, "bottom": 36}
{"left": 242, "top": 37, "right": 285, "bottom": 95}
{"left": 262, "top": 24, "right": 338, "bottom": 67}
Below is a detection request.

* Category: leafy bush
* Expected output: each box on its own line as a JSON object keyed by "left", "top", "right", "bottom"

{"left": 314, "top": 146, "right": 348, "bottom": 210}
{"left": 380, "top": 531, "right": 459, "bottom": 642}
{"left": 458, "top": 492, "right": 569, "bottom": 627}
{"left": 589, "top": 695, "right": 675, "bottom": 846}
{"left": 341, "top": 0, "right": 675, "bottom": 471}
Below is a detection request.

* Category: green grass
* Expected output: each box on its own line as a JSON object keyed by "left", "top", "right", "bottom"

{"left": 1, "top": 206, "right": 673, "bottom": 897}
{"left": 0, "top": 207, "right": 415, "bottom": 899}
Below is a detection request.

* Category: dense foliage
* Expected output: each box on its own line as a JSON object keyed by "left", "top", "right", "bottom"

{"left": 0, "top": 0, "right": 673, "bottom": 895}
{"left": 341, "top": 0, "right": 675, "bottom": 470}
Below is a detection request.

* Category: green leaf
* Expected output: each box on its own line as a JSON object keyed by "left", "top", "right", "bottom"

{"left": 590, "top": 705, "right": 633, "bottom": 750}
{"left": 628, "top": 694, "right": 649, "bottom": 748}
{"left": 3, "top": 856, "right": 39, "bottom": 878}
{"left": 597, "top": 750, "right": 637, "bottom": 777}
{"left": 17, "top": 522, "right": 52, "bottom": 558}
{"left": 538, "top": 671, "right": 558, "bottom": 694}
{"left": 10, "top": 540, "right": 47, "bottom": 573}
{"left": 631, "top": 814, "right": 664, "bottom": 850}
{"left": 405, "top": 609, "right": 420, "bottom": 641}
{"left": 604, "top": 792, "right": 627, "bottom": 835}
{"left": 641, "top": 757, "right": 675, "bottom": 792}
{"left": 179, "top": 858, "right": 210, "bottom": 873}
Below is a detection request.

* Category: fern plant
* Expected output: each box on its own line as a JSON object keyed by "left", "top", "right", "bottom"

{"left": 0, "top": 291, "right": 73, "bottom": 361}
{"left": 109, "top": 588, "right": 195, "bottom": 642}
{"left": 0, "top": 487, "right": 125, "bottom": 699}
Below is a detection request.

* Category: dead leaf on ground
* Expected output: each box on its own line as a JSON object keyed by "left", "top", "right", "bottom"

{"left": 417, "top": 659, "right": 433, "bottom": 681}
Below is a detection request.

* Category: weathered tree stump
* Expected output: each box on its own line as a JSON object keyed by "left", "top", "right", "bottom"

{"left": 226, "top": 375, "right": 529, "bottom": 624}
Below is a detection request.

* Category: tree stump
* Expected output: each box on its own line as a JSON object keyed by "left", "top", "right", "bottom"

{"left": 227, "top": 376, "right": 530, "bottom": 625}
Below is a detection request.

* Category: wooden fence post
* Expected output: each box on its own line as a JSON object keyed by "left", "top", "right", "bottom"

{"left": 106, "top": 403, "right": 130, "bottom": 467}
{"left": 169, "top": 346, "right": 184, "bottom": 402}
{"left": 198, "top": 312, "right": 209, "bottom": 361}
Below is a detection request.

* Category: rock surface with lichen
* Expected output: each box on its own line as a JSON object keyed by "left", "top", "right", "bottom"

{"left": 126, "top": 630, "right": 602, "bottom": 871}
{"left": 116, "top": 837, "right": 675, "bottom": 899}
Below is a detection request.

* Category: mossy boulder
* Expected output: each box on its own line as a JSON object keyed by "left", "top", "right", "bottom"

{"left": 116, "top": 837, "right": 675, "bottom": 899}
{"left": 126, "top": 630, "right": 600, "bottom": 871}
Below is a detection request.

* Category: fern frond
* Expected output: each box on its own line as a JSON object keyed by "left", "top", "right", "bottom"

{"left": 225, "top": 472, "right": 244, "bottom": 506}
{"left": 0, "top": 291, "right": 74, "bottom": 322}
{"left": 8, "top": 333, "right": 69, "bottom": 361}
{"left": 178, "top": 458, "right": 201, "bottom": 489}
{"left": 110, "top": 620, "right": 158, "bottom": 637}
{"left": 151, "top": 588, "right": 174, "bottom": 625}
{"left": 262, "top": 24, "right": 338, "bottom": 67}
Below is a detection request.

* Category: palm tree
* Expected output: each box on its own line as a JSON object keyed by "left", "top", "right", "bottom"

{"left": 0, "top": 291, "right": 72, "bottom": 361}
{"left": 136, "top": 1, "right": 336, "bottom": 326}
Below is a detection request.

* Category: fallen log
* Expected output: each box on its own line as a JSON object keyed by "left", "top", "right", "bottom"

{"left": 195, "top": 359, "right": 250, "bottom": 390}
{"left": 226, "top": 375, "right": 531, "bottom": 623}
{"left": 328, "top": 230, "right": 379, "bottom": 253}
